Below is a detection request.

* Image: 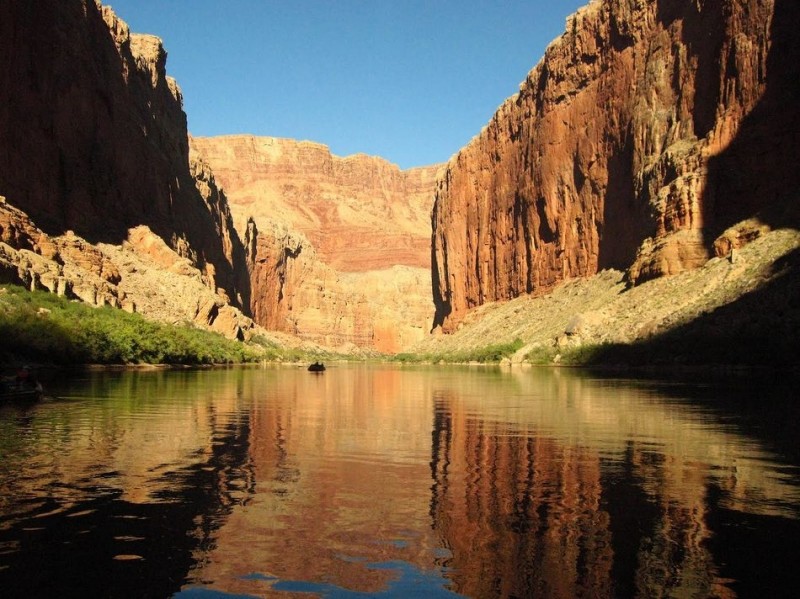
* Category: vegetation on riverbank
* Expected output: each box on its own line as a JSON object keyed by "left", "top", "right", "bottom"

{"left": 0, "top": 285, "right": 286, "bottom": 366}
{"left": 392, "top": 338, "right": 524, "bottom": 364}
{"left": 3, "top": 226, "right": 797, "bottom": 371}
{"left": 410, "top": 227, "right": 800, "bottom": 370}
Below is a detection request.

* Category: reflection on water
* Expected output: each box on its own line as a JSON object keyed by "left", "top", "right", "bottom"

{"left": 0, "top": 366, "right": 798, "bottom": 597}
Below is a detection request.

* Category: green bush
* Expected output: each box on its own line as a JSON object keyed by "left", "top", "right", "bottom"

{"left": 0, "top": 285, "right": 263, "bottom": 365}
{"left": 391, "top": 338, "right": 525, "bottom": 364}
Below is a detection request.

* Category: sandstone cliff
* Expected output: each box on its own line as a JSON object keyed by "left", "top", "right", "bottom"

{"left": 193, "top": 136, "right": 441, "bottom": 352}
{"left": 432, "top": 0, "right": 800, "bottom": 331}
{"left": 191, "top": 136, "right": 438, "bottom": 272}
{"left": 0, "top": 0, "right": 249, "bottom": 309}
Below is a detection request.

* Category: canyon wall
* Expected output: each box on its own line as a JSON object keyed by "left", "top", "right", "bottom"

{"left": 0, "top": 0, "right": 249, "bottom": 310}
{"left": 0, "top": 1, "right": 439, "bottom": 352}
{"left": 432, "top": 0, "right": 800, "bottom": 331}
{"left": 193, "top": 136, "right": 441, "bottom": 352}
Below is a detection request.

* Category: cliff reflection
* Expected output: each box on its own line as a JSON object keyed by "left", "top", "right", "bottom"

{"left": 190, "top": 366, "right": 445, "bottom": 596}
{"left": 2, "top": 367, "right": 798, "bottom": 598}
{"left": 0, "top": 370, "right": 256, "bottom": 598}
{"left": 427, "top": 369, "right": 799, "bottom": 598}
{"left": 431, "top": 397, "right": 613, "bottom": 597}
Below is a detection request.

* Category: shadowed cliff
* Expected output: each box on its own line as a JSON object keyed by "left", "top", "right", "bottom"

{"left": 702, "top": 0, "right": 800, "bottom": 237}
{"left": 0, "top": 0, "right": 250, "bottom": 310}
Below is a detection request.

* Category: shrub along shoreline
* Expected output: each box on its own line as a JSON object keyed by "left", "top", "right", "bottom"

{"left": 0, "top": 284, "right": 288, "bottom": 367}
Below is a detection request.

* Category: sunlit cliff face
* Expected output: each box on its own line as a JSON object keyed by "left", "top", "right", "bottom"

{"left": 191, "top": 136, "right": 442, "bottom": 352}
{"left": 432, "top": 0, "right": 800, "bottom": 332}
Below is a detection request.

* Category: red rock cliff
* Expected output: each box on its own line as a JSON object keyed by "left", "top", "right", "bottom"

{"left": 193, "top": 136, "right": 441, "bottom": 352}
{"left": 191, "top": 136, "right": 438, "bottom": 272}
{"left": 0, "top": 0, "right": 249, "bottom": 308}
{"left": 432, "top": 0, "right": 800, "bottom": 331}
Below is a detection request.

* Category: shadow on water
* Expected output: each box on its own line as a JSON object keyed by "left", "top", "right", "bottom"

{"left": 601, "top": 373, "right": 800, "bottom": 599}
{"left": 2, "top": 366, "right": 799, "bottom": 598}
{"left": 427, "top": 367, "right": 800, "bottom": 598}
{"left": 0, "top": 380, "right": 254, "bottom": 598}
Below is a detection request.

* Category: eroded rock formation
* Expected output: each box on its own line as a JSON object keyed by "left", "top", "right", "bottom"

{"left": 0, "top": 198, "right": 255, "bottom": 340}
{"left": 0, "top": 0, "right": 249, "bottom": 309}
{"left": 432, "top": 0, "right": 800, "bottom": 331}
{"left": 193, "top": 136, "right": 441, "bottom": 352}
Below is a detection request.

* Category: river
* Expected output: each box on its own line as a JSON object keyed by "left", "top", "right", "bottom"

{"left": 1, "top": 365, "right": 798, "bottom": 598}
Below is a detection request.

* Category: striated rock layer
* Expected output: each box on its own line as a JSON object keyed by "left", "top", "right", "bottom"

{"left": 0, "top": 0, "right": 249, "bottom": 309}
{"left": 193, "top": 136, "right": 441, "bottom": 352}
{"left": 191, "top": 136, "right": 439, "bottom": 272}
{"left": 432, "top": 0, "right": 800, "bottom": 331}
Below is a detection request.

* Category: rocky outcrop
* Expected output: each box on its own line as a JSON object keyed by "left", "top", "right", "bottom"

{"left": 432, "top": 0, "right": 800, "bottom": 331}
{"left": 0, "top": 0, "right": 249, "bottom": 308}
{"left": 0, "top": 198, "right": 255, "bottom": 340}
{"left": 243, "top": 219, "right": 432, "bottom": 352}
{"left": 193, "top": 136, "right": 441, "bottom": 352}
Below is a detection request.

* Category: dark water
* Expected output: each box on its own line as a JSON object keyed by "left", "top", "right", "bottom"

{"left": 0, "top": 365, "right": 798, "bottom": 598}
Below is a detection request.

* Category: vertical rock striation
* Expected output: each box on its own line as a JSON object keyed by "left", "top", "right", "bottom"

{"left": 432, "top": 0, "right": 799, "bottom": 331}
{"left": 0, "top": 0, "right": 249, "bottom": 308}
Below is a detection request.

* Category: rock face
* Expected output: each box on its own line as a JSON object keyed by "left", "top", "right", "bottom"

{"left": 432, "top": 0, "right": 800, "bottom": 331}
{"left": 0, "top": 198, "right": 255, "bottom": 340}
{"left": 191, "top": 136, "right": 438, "bottom": 272}
{"left": 193, "top": 136, "right": 441, "bottom": 352}
{"left": 0, "top": 0, "right": 249, "bottom": 309}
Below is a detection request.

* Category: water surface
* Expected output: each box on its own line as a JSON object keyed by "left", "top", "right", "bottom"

{"left": 0, "top": 365, "right": 798, "bottom": 598}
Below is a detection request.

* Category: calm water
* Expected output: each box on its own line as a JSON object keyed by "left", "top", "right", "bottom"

{"left": 0, "top": 365, "right": 798, "bottom": 598}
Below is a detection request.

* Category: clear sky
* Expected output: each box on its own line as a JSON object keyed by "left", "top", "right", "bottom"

{"left": 106, "top": 1, "right": 587, "bottom": 169}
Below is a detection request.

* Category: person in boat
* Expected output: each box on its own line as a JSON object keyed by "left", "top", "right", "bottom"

{"left": 15, "top": 366, "right": 30, "bottom": 384}
{"left": 308, "top": 362, "right": 325, "bottom": 372}
{"left": 14, "top": 366, "right": 41, "bottom": 392}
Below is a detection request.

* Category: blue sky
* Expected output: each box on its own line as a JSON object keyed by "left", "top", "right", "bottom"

{"left": 107, "top": 1, "right": 587, "bottom": 169}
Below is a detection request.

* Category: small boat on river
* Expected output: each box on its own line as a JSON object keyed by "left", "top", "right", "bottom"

{"left": 0, "top": 381, "right": 43, "bottom": 402}
{"left": 1, "top": 366, "right": 43, "bottom": 403}
{"left": 307, "top": 362, "right": 326, "bottom": 372}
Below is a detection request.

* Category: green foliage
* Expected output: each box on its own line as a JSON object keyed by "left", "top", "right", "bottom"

{"left": 392, "top": 352, "right": 420, "bottom": 363}
{"left": 248, "top": 334, "right": 310, "bottom": 362}
{"left": 0, "top": 285, "right": 264, "bottom": 365}
{"left": 524, "top": 346, "right": 558, "bottom": 365}
{"left": 554, "top": 344, "right": 619, "bottom": 366}
{"left": 391, "top": 338, "right": 525, "bottom": 364}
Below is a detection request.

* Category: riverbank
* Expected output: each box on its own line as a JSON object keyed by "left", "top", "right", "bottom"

{"left": 410, "top": 226, "right": 800, "bottom": 370}
{"left": 0, "top": 284, "right": 299, "bottom": 367}
{"left": 4, "top": 225, "right": 797, "bottom": 372}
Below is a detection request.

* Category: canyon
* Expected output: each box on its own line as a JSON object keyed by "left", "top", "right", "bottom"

{"left": 0, "top": 0, "right": 441, "bottom": 354}
{"left": 191, "top": 136, "right": 441, "bottom": 352}
{"left": 2, "top": 0, "right": 798, "bottom": 361}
